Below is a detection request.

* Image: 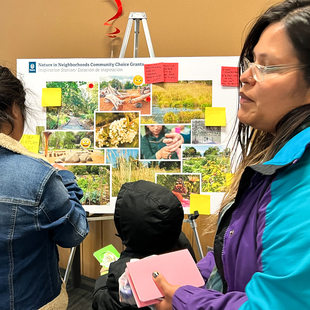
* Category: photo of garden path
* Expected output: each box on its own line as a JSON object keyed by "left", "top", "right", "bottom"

{"left": 106, "top": 149, "right": 181, "bottom": 196}
{"left": 99, "top": 79, "right": 151, "bottom": 114}
{"left": 40, "top": 131, "right": 105, "bottom": 164}
{"left": 182, "top": 145, "right": 231, "bottom": 192}
{"left": 141, "top": 81, "right": 212, "bottom": 124}
{"left": 64, "top": 165, "right": 111, "bottom": 205}
{"left": 46, "top": 81, "right": 98, "bottom": 130}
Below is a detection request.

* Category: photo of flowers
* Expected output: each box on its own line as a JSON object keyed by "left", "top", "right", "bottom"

{"left": 191, "top": 120, "right": 221, "bottom": 144}
{"left": 42, "top": 131, "right": 104, "bottom": 164}
{"left": 141, "top": 81, "right": 212, "bottom": 124}
{"left": 99, "top": 76, "right": 151, "bottom": 115}
{"left": 63, "top": 164, "right": 111, "bottom": 206}
{"left": 181, "top": 144, "right": 231, "bottom": 192}
{"left": 46, "top": 81, "right": 98, "bottom": 130}
{"left": 95, "top": 112, "right": 139, "bottom": 148}
{"left": 155, "top": 173, "right": 201, "bottom": 209}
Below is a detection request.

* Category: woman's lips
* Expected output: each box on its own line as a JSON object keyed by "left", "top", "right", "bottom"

{"left": 239, "top": 92, "right": 254, "bottom": 104}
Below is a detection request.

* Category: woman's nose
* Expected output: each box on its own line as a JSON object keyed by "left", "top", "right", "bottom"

{"left": 240, "top": 67, "right": 256, "bottom": 86}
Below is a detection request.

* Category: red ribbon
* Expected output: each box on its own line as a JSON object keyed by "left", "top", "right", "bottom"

{"left": 104, "top": 0, "right": 123, "bottom": 38}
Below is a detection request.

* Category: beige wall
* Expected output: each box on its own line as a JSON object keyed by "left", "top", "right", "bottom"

{"left": 1, "top": 0, "right": 279, "bottom": 71}
{"left": 0, "top": 0, "right": 280, "bottom": 279}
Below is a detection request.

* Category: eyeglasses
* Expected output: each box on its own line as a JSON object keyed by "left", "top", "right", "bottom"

{"left": 241, "top": 58, "right": 307, "bottom": 82}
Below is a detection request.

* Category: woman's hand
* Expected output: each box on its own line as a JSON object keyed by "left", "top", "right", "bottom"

{"left": 153, "top": 272, "right": 180, "bottom": 310}
{"left": 156, "top": 146, "right": 172, "bottom": 159}
{"left": 163, "top": 133, "right": 184, "bottom": 152}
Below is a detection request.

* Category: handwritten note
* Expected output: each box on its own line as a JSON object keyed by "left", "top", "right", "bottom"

{"left": 144, "top": 63, "right": 179, "bottom": 84}
{"left": 20, "top": 134, "right": 40, "bottom": 153}
{"left": 205, "top": 107, "right": 226, "bottom": 126}
{"left": 163, "top": 63, "right": 178, "bottom": 82}
{"left": 221, "top": 67, "right": 239, "bottom": 87}
{"left": 42, "top": 88, "right": 62, "bottom": 107}
{"left": 190, "top": 193, "right": 210, "bottom": 215}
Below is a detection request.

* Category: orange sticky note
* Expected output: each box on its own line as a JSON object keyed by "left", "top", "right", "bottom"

{"left": 42, "top": 88, "right": 62, "bottom": 107}
{"left": 163, "top": 63, "right": 178, "bottom": 82}
{"left": 205, "top": 107, "right": 226, "bottom": 126}
{"left": 190, "top": 193, "right": 210, "bottom": 215}
{"left": 221, "top": 67, "right": 239, "bottom": 87}
{"left": 20, "top": 134, "right": 40, "bottom": 153}
{"left": 144, "top": 63, "right": 164, "bottom": 84}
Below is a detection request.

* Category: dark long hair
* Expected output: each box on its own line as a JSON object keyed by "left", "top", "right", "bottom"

{"left": 222, "top": 0, "right": 310, "bottom": 208}
{"left": 0, "top": 66, "right": 26, "bottom": 134}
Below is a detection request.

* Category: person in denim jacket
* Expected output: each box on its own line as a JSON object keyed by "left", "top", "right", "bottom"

{"left": 0, "top": 66, "right": 89, "bottom": 310}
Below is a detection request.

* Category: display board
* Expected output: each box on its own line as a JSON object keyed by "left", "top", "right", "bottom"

{"left": 17, "top": 57, "right": 239, "bottom": 214}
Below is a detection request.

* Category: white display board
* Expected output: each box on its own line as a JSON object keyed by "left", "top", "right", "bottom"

{"left": 17, "top": 57, "right": 239, "bottom": 214}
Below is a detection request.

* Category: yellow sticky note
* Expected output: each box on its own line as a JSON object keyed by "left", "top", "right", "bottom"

{"left": 225, "top": 173, "right": 234, "bottom": 187}
{"left": 20, "top": 134, "right": 40, "bottom": 153}
{"left": 190, "top": 193, "right": 210, "bottom": 215}
{"left": 42, "top": 88, "right": 62, "bottom": 107}
{"left": 205, "top": 107, "right": 226, "bottom": 126}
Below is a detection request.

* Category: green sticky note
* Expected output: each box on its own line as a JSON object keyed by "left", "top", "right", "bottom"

{"left": 190, "top": 193, "right": 210, "bottom": 215}
{"left": 20, "top": 134, "right": 40, "bottom": 153}
{"left": 93, "top": 244, "right": 120, "bottom": 275}
{"left": 205, "top": 107, "right": 226, "bottom": 126}
{"left": 42, "top": 88, "right": 62, "bottom": 107}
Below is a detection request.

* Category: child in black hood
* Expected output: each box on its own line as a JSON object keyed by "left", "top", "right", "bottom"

{"left": 92, "top": 180, "right": 196, "bottom": 310}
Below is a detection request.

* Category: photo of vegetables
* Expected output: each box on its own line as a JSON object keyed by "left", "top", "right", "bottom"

{"left": 95, "top": 112, "right": 139, "bottom": 148}
{"left": 182, "top": 144, "right": 231, "bottom": 192}
{"left": 64, "top": 165, "right": 111, "bottom": 205}
{"left": 46, "top": 81, "right": 98, "bottom": 130}
{"left": 141, "top": 81, "right": 212, "bottom": 124}
{"left": 155, "top": 173, "right": 201, "bottom": 209}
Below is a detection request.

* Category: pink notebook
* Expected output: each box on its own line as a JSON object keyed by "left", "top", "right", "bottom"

{"left": 126, "top": 249, "right": 204, "bottom": 308}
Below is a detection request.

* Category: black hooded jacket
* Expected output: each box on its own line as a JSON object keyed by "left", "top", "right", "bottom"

{"left": 92, "top": 180, "right": 196, "bottom": 310}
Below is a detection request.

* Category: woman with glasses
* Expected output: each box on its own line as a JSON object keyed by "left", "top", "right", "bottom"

{"left": 153, "top": 1, "right": 310, "bottom": 309}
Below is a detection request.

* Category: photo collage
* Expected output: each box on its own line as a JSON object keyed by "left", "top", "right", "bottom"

{"left": 17, "top": 57, "right": 239, "bottom": 213}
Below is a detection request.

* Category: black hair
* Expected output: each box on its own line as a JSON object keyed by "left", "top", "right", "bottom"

{"left": 0, "top": 66, "right": 26, "bottom": 134}
{"left": 144, "top": 125, "right": 166, "bottom": 137}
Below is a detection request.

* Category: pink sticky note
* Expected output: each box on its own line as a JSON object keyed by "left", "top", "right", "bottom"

{"left": 144, "top": 63, "right": 164, "bottom": 84}
{"left": 163, "top": 63, "right": 178, "bottom": 82}
{"left": 221, "top": 66, "right": 239, "bottom": 87}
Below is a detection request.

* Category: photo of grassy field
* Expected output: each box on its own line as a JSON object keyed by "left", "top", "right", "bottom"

{"left": 141, "top": 81, "right": 212, "bottom": 124}
{"left": 106, "top": 148, "right": 181, "bottom": 196}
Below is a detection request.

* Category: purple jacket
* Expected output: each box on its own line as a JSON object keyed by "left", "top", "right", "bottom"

{"left": 173, "top": 127, "right": 310, "bottom": 309}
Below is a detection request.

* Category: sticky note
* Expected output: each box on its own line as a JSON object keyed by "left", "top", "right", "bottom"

{"left": 205, "top": 107, "right": 226, "bottom": 126}
{"left": 221, "top": 67, "right": 239, "bottom": 87}
{"left": 190, "top": 193, "right": 210, "bottom": 215}
{"left": 42, "top": 88, "right": 62, "bottom": 107}
{"left": 163, "top": 63, "right": 178, "bottom": 82}
{"left": 225, "top": 173, "right": 234, "bottom": 187}
{"left": 144, "top": 63, "right": 164, "bottom": 84}
{"left": 20, "top": 134, "right": 40, "bottom": 153}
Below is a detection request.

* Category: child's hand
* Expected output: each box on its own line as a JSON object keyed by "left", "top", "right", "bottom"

{"left": 53, "top": 163, "right": 67, "bottom": 170}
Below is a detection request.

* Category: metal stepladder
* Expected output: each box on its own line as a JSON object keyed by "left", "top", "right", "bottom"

{"left": 119, "top": 13, "right": 204, "bottom": 260}
{"left": 119, "top": 12, "right": 155, "bottom": 58}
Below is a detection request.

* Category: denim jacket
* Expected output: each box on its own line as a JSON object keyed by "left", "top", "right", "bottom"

{"left": 0, "top": 133, "right": 89, "bottom": 310}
